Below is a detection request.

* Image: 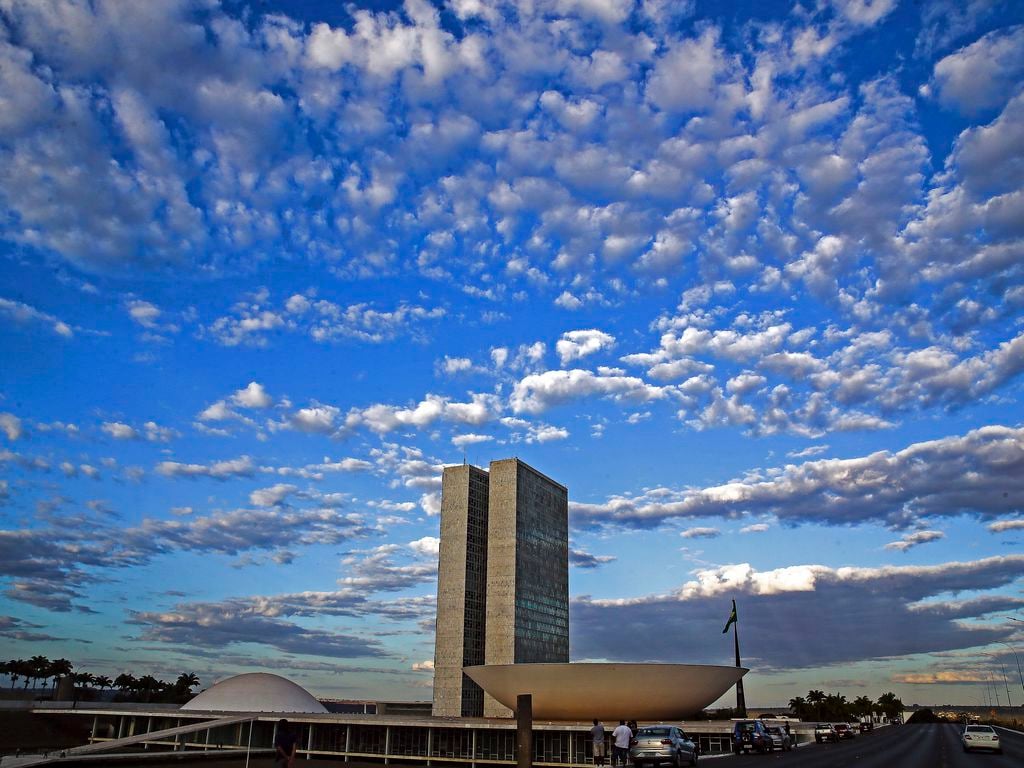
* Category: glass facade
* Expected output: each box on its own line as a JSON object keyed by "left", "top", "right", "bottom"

{"left": 460, "top": 467, "right": 489, "bottom": 716}
{"left": 513, "top": 464, "right": 569, "bottom": 663}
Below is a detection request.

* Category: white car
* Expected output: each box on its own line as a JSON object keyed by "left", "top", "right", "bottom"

{"left": 961, "top": 725, "right": 1001, "bottom": 754}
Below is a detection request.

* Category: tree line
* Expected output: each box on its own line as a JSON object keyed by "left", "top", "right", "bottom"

{"left": 1, "top": 656, "right": 200, "bottom": 703}
{"left": 787, "top": 690, "right": 904, "bottom": 722}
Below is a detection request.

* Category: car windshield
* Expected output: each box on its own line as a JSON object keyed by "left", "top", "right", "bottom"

{"left": 965, "top": 726, "right": 994, "bottom": 733}
{"left": 738, "top": 723, "right": 757, "bottom": 732}
{"left": 766, "top": 727, "right": 782, "bottom": 735}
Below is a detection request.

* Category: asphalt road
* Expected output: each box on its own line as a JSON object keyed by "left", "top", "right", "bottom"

{"left": 708, "top": 723, "right": 1023, "bottom": 768}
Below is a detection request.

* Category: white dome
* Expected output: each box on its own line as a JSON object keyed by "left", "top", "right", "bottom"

{"left": 181, "top": 672, "right": 328, "bottom": 713}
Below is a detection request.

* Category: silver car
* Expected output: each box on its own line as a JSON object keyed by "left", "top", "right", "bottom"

{"left": 629, "top": 725, "right": 698, "bottom": 767}
{"left": 765, "top": 726, "right": 792, "bottom": 752}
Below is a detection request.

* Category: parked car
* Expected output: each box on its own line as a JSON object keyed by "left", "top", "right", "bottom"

{"left": 833, "top": 723, "right": 856, "bottom": 740}
{"left": 814, "top": 723, "right": 839, "bottom": 743}
{"left": 732, "top": 720, "right": 771, "bottom": 754}
{"left": 858, "top": 721, "right": 873, "bottom": 733}
{"left": 765, "top": 726, "right": 793, "bottom": 752}
{"left": 961, "top": 725, "right": 1001, "bottom": 754}
{"left": 629, "top": 725, "right": 698, "bottom": 767}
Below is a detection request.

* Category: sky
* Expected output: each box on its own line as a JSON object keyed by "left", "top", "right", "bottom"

{"left": 1, "top": 0, "right": 1023, "bottom": 710}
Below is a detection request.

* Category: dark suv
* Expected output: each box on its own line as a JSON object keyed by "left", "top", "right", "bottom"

{"left": 732, "top": 720, "right": 770, "bottom": 754}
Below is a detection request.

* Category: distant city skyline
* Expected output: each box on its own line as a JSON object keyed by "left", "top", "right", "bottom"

{"left": 1, "top": 0, "right": 1023, "bottom": 708}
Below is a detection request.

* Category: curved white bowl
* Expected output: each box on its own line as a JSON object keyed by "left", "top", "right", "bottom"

{"left": 464, "top": 663, "right": 746, "bottom": 721}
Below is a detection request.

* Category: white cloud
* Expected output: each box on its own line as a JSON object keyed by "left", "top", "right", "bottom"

{"left": 143, "top": 421, "right": 177, "bottom": 443}
{"left": 987, "top": 519, "right": 1024, "bottom": 533}
{"left": 739, "top": 523, "right": 770, "bottom": 534}
{"left": 0, "top": 298, "right": 73, "bottom": 338}
{"left": 884, "top": 530, "right": 946, "bottom": 552}
{"left": 646, "top": 28, "right": 728, "bottom": 114}
{"left": 291, "top": 404, "right": 341, "bottom": 434}
{"left": 250, "top": 483, "right": 300, "bottom": 507}
{"left": 102, "top": 422, "right": 139, "bottom": 440}
{"left": 441, "top": 356, "right": 473, "bottom": 375}
{"left": 556, "top": 329, "right": 616, "bottom": 366}
{"left": 511, "top": 369, "right": 667, "bottom": 414}
{"left": 930, "top": 27, "right": 1024, "bottom": 115}
{"left": 126, "top": 299, "right": 162, "bottom": 328}
{"left": 571, "top": 425, "right": 1024, "bottom": 530}
{"left": 408, "top": 536, "right": 440, "bottom": 557}
{"left": 156, "top": 455, "right": 256, "bottom": 480}
{"left": 680, "top": 527, "right": 721, "bottom": 539}
{"left": 452, "top": 433, "right": 492, "bottom": 447}
{"left": 234, "top": 381, "right": 273, "bottom": 408}
{"left": 0, "top": 413, "right": 23, "bottom": 441}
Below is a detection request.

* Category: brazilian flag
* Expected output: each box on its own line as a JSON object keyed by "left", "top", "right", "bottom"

{"left": 722, "top": 599, "right": 737, "bottom": 634}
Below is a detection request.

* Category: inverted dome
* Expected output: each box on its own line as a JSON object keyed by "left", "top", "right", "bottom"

{"left": 181, "top": 672, "right": 328, "bottom": 713}
{"left": 465, "top": 663, "right": 745, "bottom": 721}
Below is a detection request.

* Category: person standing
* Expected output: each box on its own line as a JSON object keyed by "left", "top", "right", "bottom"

{"left": 590, "top": 719, "right": 607, "bottom": 767}
{"left": 612, "top": 720, "right": 632, "bottom": 767}
{"left": 274, "top": 719, "right": 298, "bottom": 768}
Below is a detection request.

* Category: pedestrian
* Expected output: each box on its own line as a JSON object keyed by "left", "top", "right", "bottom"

{"left": 274, "top": 719, "right": 298, "bottom": 768}
{"left": 627, "top": 720, "right": 637, "bottom": 737}
{"left": 612, "top": 720, "right": 632, "bottom": 767}
{"left": 590, "top": 719, "right": 606, "bottom": 767}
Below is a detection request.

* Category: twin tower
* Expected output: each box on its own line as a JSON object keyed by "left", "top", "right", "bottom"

{"left": 432, "top": 458, "right": 569, "bottom": 718}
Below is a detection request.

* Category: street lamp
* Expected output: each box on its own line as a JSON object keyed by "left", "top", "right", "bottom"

{"left": 994, "top": 641, "right": 1024, "bottom": 704}
{"left": 981, "top": 652, "right": 1007, "bottom": 707}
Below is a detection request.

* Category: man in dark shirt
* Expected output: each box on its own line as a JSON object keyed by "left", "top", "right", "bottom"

{"left": 274, "top": 719, "right": 298, "bottom": 768}
{"left": 590, "top": 719, "right": 606, "bottom": 767}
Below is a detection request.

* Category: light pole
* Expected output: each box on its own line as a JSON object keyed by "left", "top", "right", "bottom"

{"left": 995, "top": 641, "right": 1024, "bottom": 705}
{"left": 982, "top": 653, "right": 1002, "bottom": 708}
{"left": 978, "top": 655, "right": 1011, "bottom": 708}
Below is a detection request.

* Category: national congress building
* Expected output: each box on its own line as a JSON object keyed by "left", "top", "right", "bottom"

{"left": 432, "top": 458, "right": 569, "bottom": 718}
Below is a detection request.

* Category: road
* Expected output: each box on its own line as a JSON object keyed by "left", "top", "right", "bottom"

{"left": 708, "top": 723, "right": 1023, "bottom": 767}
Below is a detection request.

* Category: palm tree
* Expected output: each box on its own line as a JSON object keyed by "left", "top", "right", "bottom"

{"left": 15, "top": 659, "right": 34, "bottom": 688}
{"left": 788, "top": 696, "right": 808, "bottom": 720}
{"left": 49, "top": 658, "right": 73, "bottom": 689}
{"left": 852, "top": 695, "right": 873, "bottom": 720}
{"left": 114, "top": 673, "right": 137, "bottom": 697}
{"left": 137, "top": 675, "right": 160, "bottom": 702}
{"left": 823, "top": 693, "right": 849, "bottom": 721}
{"left": 175, "top": 672, "right": 200, "bottom": 693}
{"left": 876, "top": 692, "right": 903, "bottom": 723}
{"left": 806, "top": 689, "right": 826, "bottom": 720}
{"left": 28, "top": 656, "right": 50, "bottom": 692}
{"left": 93, "top": 675, "right": 113, "bottom": 695}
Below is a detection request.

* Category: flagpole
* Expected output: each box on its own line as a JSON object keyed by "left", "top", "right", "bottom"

{"left": 733, "top": 614, "right": 746, "bottom": 717}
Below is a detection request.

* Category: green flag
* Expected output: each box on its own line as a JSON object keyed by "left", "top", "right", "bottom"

{"left": 722, "top": 599, "right": 737, "bottom": 634}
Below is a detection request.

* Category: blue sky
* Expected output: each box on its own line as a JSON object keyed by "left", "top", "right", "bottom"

{"left": 1, "top": 0, "right": 1023, "bottom": 709}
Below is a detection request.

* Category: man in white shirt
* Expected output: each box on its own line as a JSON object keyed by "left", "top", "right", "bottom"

{"left": 612, "top": 720, "right": 632, "bottom": 767}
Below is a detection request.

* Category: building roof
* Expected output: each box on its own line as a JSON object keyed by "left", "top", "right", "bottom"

{"left": 465, "top": 663, "right": 746, "bottom": 721}
{"left": 181, "top": 672, "right": 328, "bottom": 713}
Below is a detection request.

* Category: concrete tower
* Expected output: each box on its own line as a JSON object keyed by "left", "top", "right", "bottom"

{"left": 482, "top": 458, "right": 568, "bottom": 717}
{"left": 432, "top": 463, "right": 490, "bottom": 717}
{"left": 432, "top": 458, "right": 569, "bottom": 719}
